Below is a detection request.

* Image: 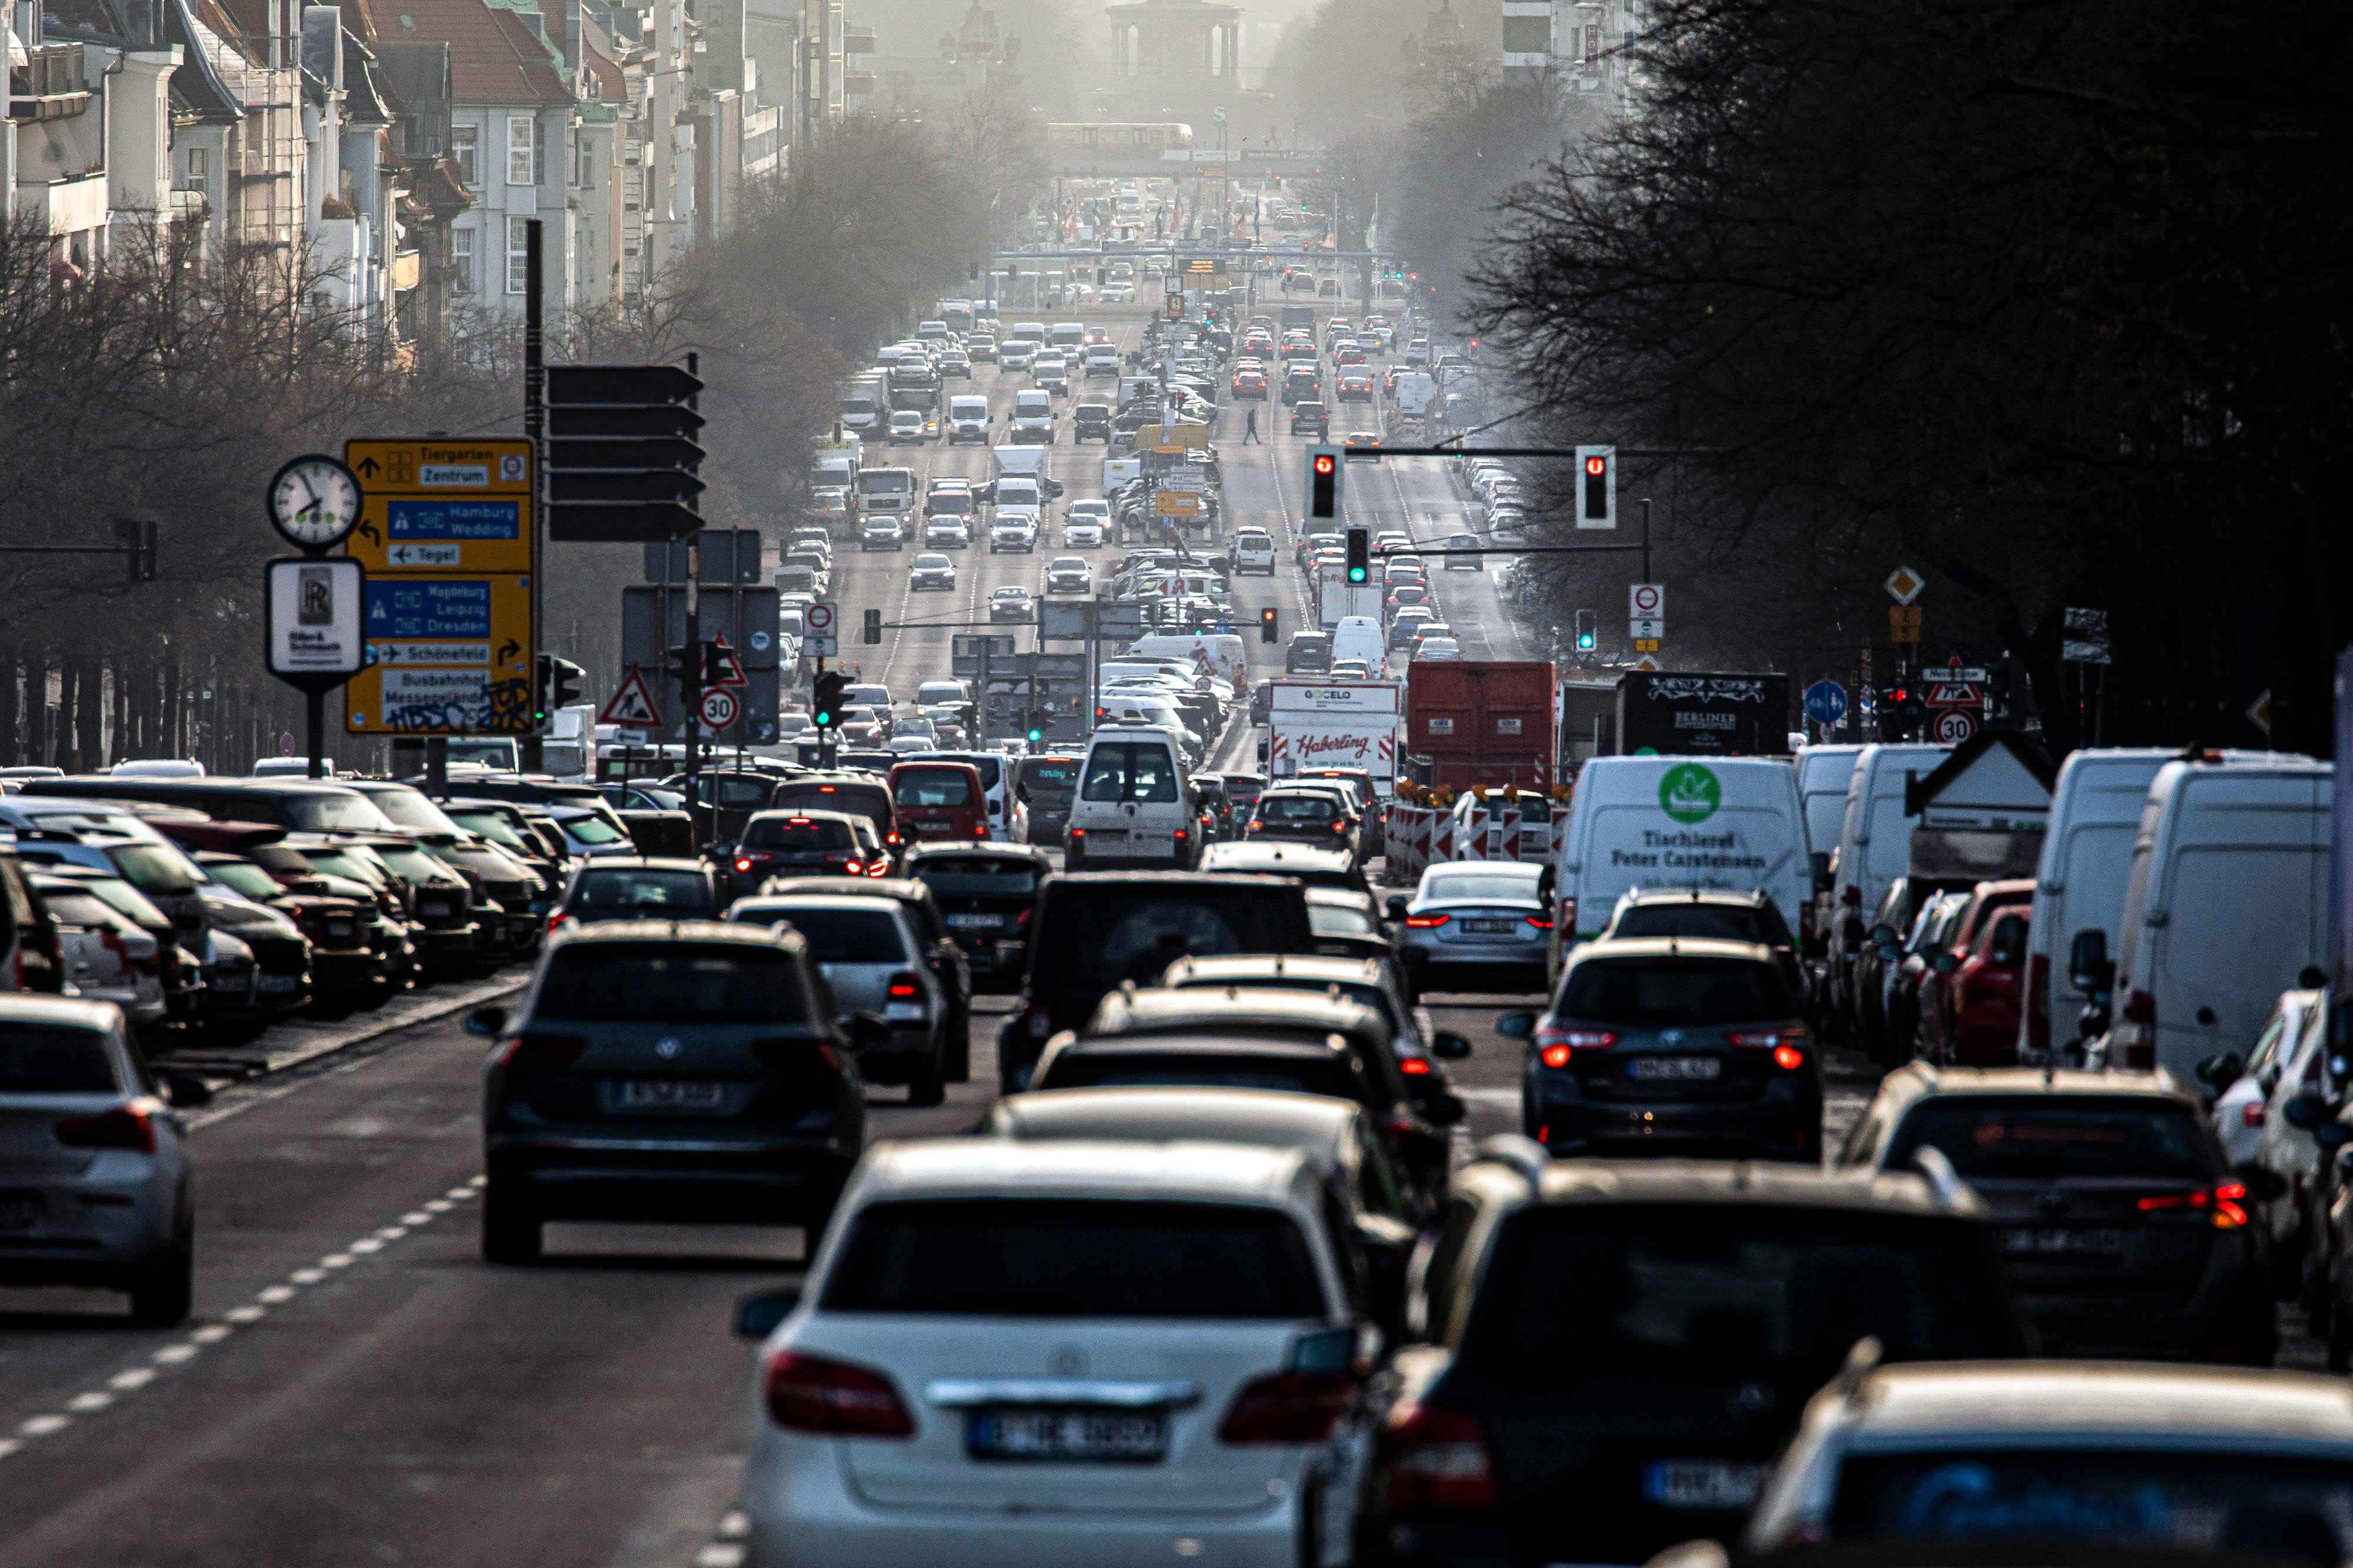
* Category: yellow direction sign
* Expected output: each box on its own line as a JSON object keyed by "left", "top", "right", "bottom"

{"left": 346, "top": 573, "right": 536, "bottom": 735}
{"left": 1156, "top": 491, "right": 1200, "bottom": 516}
{"left": 345, "top": 439, "right": 534, "bottom": 574}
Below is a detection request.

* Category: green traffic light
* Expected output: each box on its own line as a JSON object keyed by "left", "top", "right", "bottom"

{"left": 1348, "top": 567, "right": 1366, "bottom": 583}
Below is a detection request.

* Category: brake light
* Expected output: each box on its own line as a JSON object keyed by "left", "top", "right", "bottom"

{"left": 762, "top": 1351, "right": 915, "bottom": 1436}
{"left": 1536, "top": 1026, "right": 1612, "bottom": 1069}
{"left": 842, "top": 862, "right": 865, "bottom": 876}
{"left": 1068, "top": 828, "right": 1084, "bottom": 839}
{"left": 1773, "top": 1045, "right": 1805, "bottom": 1070}
{"left": 2138, "top": 1182, "right": 2251, "bottom": 1228}
{"left": 1219, "top": 1370, "right": 1358, "bottom": 1443}
{"left": 1727, "top": 1029, "right": 1807, "bottom": 1049}
{"left": 1332, "top": 821, "right": 1347, "bottom": 833}
{"left": 55, "top": 1103, "right": 156, "bottom": 1153}
{"left": 1404, "top": 914, "right": 1449, "bottom": 928}
{"left": 2244, "top": 1102, "right": 2267, "bottom": 1128}
{"left": 1401, "top": 1057, "right": 1431, "bottom": 1075}
{"left": 1381, "top": 1402, "right": 1497, "bottom": 1509}
{"left": 1016, "top": 908, "right": 1032, "bottom": 927}
{"left": 868, "top": 862, "right": 888, "bottom": 878}
{"left": 886, "top": 971, "right": 922, "bottom": 999}
{"left": 735, "top": 858, "right": 755, "bottom": 872}
{"left": 547, "top": 913, "right": 576, "bottom": 933}
{"left": 1525, "top": 914, "right": 1551, "bottom": 930}
{"left": 494, "top": 1033, "right": 590, "bottom": 1070}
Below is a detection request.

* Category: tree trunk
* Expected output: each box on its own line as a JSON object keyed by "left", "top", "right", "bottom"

{"left": 26, "top": 652, "right": 46, "bottom": 770}
{"left": 161, "top": 642, "right": 179, "bottom": 758}
{"left": 76, "top": 648, "right": 102, "bottom": 771}
{"left": 0, "top": 647, "right": 17, "bottom": 767}
{"left": 54, "top": 658, "right": 76, "bottom": 771}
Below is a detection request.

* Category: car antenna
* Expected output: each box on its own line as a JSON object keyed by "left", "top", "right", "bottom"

{"left": 1834, "top": 1335, "right": 1884, "bottom": 1400}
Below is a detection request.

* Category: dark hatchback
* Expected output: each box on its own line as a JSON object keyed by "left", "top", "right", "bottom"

{"left": 725, "top": 809, "right": 868, "bottom": 898}
{"left": 551, "top": 858, "right": 722, "bottom": 928}
{"left": 1369, "top": 1151, "right": 2030, "bottom": 1568}
{"left": 899, "top": 842, "right": 1049, "bottom": 991}
{"left": 472, "top": 922, "right": 868, "bottom": 1262}
{"left": 1014, "top": 755, "right": 1082, "bottom": 846}
{"left": 1505, "top": 936, "right": 1822, "bottom": 1162}
{"left": 1598, "top": 888, "right": 1808, "bottom": 1014}
{"left": 771, "top": 775, "right": 901, "bottom": 863}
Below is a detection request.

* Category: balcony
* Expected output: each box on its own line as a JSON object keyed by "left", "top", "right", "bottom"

{"left": 16, "top": 171, "right": 107, "bottom": 236}
{"left": 9, "top": 42, "right": 89, "bottom": 122}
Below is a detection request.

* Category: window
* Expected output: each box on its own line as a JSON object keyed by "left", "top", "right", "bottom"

{"left": 450, "top": 123, "right": 478, "bottom": 188}
{"left": 575, "top": 136, "right": 594, "bottom": 189}
{"left": 534, "top": 945, "right": 809, "bottom": 1024}
{"left": 1080, "top": 742, "right": 1179, "bottom": 803}
{"left": 451, "top": 226, "right": 475, "bottom": 292}
{"left": 506, "top": 216, "right": 531, "bottom": 294}
{"left": 184, "top": 145, "right": 209, "bottom": 194}
{"left": 0, "top": 1023, "right": 120, "bottom": 1093}
{"left": 506, "top": 115, "right": 536, "bottom": 185}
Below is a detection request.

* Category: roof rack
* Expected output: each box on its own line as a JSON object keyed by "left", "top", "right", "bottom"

{"left": 1833, "top": 1335, "right": 1884, "bottom": 1400}
{"left": 1912, "top": 1145, "right": 1968, "bottom": 1209}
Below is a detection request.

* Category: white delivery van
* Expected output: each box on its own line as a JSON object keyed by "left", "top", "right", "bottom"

{"left": 946, "top": 394, "right": 991, "bottom": 444}
{"left": 1232, "top": 529, "right": 1277, "bottom": 576}
{"left": 1331, "top": 616, "right": 1385, "bottom": 671}
{"left": 1010, "top": 390, "right": 1055, "bottom": 443}
{"left": 991, "top": 446, "right": 1058, "bottom": 498}
{"left": 1795, "top": 745, "right": 1865, "bottom": 858}
{"left": 2105, "top": 756, "right": 2329, "bottom": 1077}
{"left": 1051, "top": 322, "right": 1086, "bottom": 350}
{"left": 1066, "top": 723, "right": 1194, "bottom": 870}
{"left": 1128, "top": 633, "right": 1246, "bottom": 692}
{"left": 2015, "top": 748, "right": 2179, "bottom": 1060}
{"left": 1827, "top": 742, "right": 1951, "bottom": 1020}
{"left": 1554, "top": 755, "right": 1811, "bottom": 944}
{"left": 1084, "top": 343, "right": 1121, "bottom": 378}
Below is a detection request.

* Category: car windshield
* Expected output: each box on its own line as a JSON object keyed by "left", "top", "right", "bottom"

{"left": 534, "top": 943, "right": 807, "bottom": 1022}
{"left": 0, "top": 1022, "right": 119, "bottom": 1093}
{"left": 1424, "top": 870, "right": 1541, "bottom": 903}
{"left": 1611, "top": 905, "right": 1774, "bottom": 945}
{"left": 106, "top": 842, "right": 201, "bottom": 897}
{"left": 571, "top": 869, "right": 715, "bottom": 914}
{"left": 77, "top": 877, "right": 172, "bottom": 927}
{"left": 1081, "top": 743, "right": 1181, "bottom": 803}
{"left": 280, "top": 793, "right": 396, "bottom": 832}
{"left": 359, "top": 786, "right": 464, "bottom": 835}
{"left": 737, "top": 906, "right": 906, "bottom": 963}
{"left": 1465, "top": 1206, "right": 2014, "bottom": 1376}
{"left": 40, "top": 889, "right": 130, "bottom": 929}
{"left": 297, "top": 848, "right": 386, "bottom": 888}
{"left": 742, "top": 817, "right": 853, "bottom": 852}
{"left": 1886, "top": 1096, "right": 2214, "bottom": 1182}
{"left": 557, "top": 812, "right": 629, "bottom": 845}
{"left": 1041, "top": 1049, "right": 1360, "bottom": 1100}
{"left": 893, "top": 771, "right": 973, "bottom": 808}
{"left": 445, "top": 809, "right": 534, "bottom": 851}
{"left": 821, "top": 1199, "right": 1322, "bottom": 1318}
{"left": 1559, "top": 959, "right": 1792, "bottom": 1026}
{"left": 203, "top": 861, "right": 283, "bottom": 901}
{"left": 911, "top": 858, "right": 1041, "bottom": 899}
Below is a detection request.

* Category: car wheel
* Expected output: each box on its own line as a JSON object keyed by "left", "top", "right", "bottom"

{"left": 480, "top": 1175, "right": 542, "bottom": 1263}
{"left": 126, "top": 1210, "right": 194, "bottom": 1327}
{"left": 906, "top": 1049, "right": 946, "bottom": 1107}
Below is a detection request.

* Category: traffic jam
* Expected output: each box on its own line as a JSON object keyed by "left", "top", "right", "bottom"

{"left": 6, "top": 177, "right": 2353, "bottom": 1568}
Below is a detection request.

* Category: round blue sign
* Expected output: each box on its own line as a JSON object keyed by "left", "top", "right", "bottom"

{"left": 1803, "top": 680, "right": 1849, "bottom": 726}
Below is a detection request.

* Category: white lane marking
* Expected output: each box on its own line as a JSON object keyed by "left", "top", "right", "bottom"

{"left": 225, "top": 1306, "right": 265, "bottom": 1325}
{"left": 107, "top": 1368, "right": 157, "bottom": 1392}
{"left": 289, "top": 1269, "right": 326, "bottom": 1284}
{"left": 348, "top": 1238, "right": 385, "bottom": 1255}
{"left": 718, "top": 1512, "right": 750, "bottom": 1540}
{"left": 424, "top": 1199, "right": 454, "bottom": 1213}
{"left": 63, "top": 1393, "right": 111, "bottom": 1414}
{"left": 401, "top": 1212, "right": 434, "bottom": 1226}
{"left": 19, "top": 1415, "right": 69, "bottom": 1436}
{"left": 151, "top": 1345, "right": 198, "bottom": 1365}
{"left": 320, "top": 1255, "right": 355, "bottom": 1269}
{"left": 694, "top": 1547, "right": 746, "bottom": 1568}
{"left": 377, "top": 1225, "right": 410, "bottom": 1240}
{"left": 191, "top": 1325, "right": 232, "bottom": 1344}
{"left": 257, "top": 1285, "right": 297, "bottom": 1303}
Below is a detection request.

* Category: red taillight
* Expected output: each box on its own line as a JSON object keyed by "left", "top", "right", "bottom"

{"left": 762, "top": 1351, "right": 915, "bottom": 1436}
{"left": 1536, "top": 1026, "right": 1612, "bottom": 1069}
{"left": 55, "top": 1103, "right": 156, "bottom": 1153}
{"left": 868, "top": 862, "right": 888, "bottom": 878}
{"left": 1404, "top": 913, "right": 1449, "bottom": 928}
{"left": 1401, "top": 1057, "right": 1431, "bottom": 1075}
{"left": 735, "top": 858, "right": 755, "bottom": 872}
{"left": 976, "top": 822, "right": 990, "bottom": 838}
{"left": 1331, "top": 821, "right": 1347, "bottom": 833}
{"left": 1016, "top": 908, "right": 1032, "bottom": 927}
{"left": 1773, "top": 1045, "right": 1805, "bottom": 1070}
{"left": 2124, "top": 989, "right": 2155, "bottom": 1025}
{"left": 1524, "top": 914, "right": 1552, "bottom": 930}
{"left": 1727, "top": 1029, "right": 1807, "bottom": 1049}
{"left": 2139, "top": 1182, "right": 2251, "bottom": 1228}
{"left": 1175, "top": 829, "right": 1187, "bottom": 840}
{"left": 494, "top": 1033, "right": 590, "bottom": 1070}
{"left": 1068, "top": 828, "right": 1085, "bottom": 839}
{"left": 1381, "top": 1402, "right": 1497, "bottom": 1509}
{"left": 886, "top": 971, "right": 922, "bottom": 999}
{"left": 548, "top": 912, "right": 576, "bottom": 933}
{"left": 1540, "top": 1043, "right": 1572, "bottom": 1069}
{"left": 842, "top": 862, "right": 864, "bottom": 876}
{"left": 1219, "top": 1371, "right": 1357, "bottom": 1443}
{"left": 2244, "top": 1102, "right": 2267, "bottom": 1128}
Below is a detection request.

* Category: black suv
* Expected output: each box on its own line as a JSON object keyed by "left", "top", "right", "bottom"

{"left": 472, "top": 922, "right": 868, "bottom": 1262}
{"left": 551, "top": 857, "right": 722, "bottom": 928}
{"left": 1368, "top": 1142, "right": 2031, "bottom": 1567}
{"left": 1072, "top": 402, "right": 1113, "bottom": 442}
{"left": 899, "top": 842, "right": 1051, "bottom": 992}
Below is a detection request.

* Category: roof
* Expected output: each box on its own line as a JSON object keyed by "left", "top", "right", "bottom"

{"left": 1876, "top": 1063, "right": 2193, "bottom": 1104}
{"left": 1054, "top": 1034, "right": 1347, "bottom": 1062}
{"left": 1202, "top": 843, "right": 1353, "bottom": 870}
{"left": 1843, "top": 1363, "right": 2353, "bottom": 1451}
{"left": 1618, "top": 886, "right": 1770, "bottom": 908}
{"left": 0, "top": 994, "right": 128, "bottom": 1030}
{"left": 1164, "top": 953, "right": 1387, "bottom": 986}
{"left": 899, "top": 841, "right": 1051, "bottom": 863}
{"left": 571, "top": 856, "right": 705, "bottom": 873}
{"left": 1567, "top": 935, "right": 1777, "bottom": 966}
{"left": 548, "top": 918, "right": 792, "bottom": 950}
{"left": 852, "top": 1136, "right": 1313, "bottom": 1207}
{"left": 984, "top": 1086, "right": 1357, "bottom": 1156}
{"left": 1458, "top": 1153, "right": 1975, "bottom": 1220}
{"left": 389, "top": 0, "right": 570, "bottom": 104}
{"left": 1089, "top": 986, "right": 1384, "bottom": 1039}
{"left": 731, "top": 893, "right": 904, "bottom": 915}
{"left": 747, "top": 876, "right": 935, "bottom": 902}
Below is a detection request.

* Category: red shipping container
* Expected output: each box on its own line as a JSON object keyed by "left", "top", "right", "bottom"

{"left": 1407, "top": 662, "right": 1558, "bottom": 792}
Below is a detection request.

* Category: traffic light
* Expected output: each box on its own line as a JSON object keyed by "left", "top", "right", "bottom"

{"left": 1881, "top": 686, "right": 1925, "bottom": 740}
{"left": 1026, "top": 709, "right": 1047, "bottom": 746}
{"left": 665, "top": 643, "right": 696, "bottom": 704}
{"left": 1345, "top": 526, "right": 1370, "bottom": 585}
{"left": 1575, "top": 445, "right": 1616, "bottom": 529}
{"left": 1574, "top": 610, "right": 1597, "bottom": 653}
{"left": 1260, "top": 606, "right": 1279, "bottom": 644}
{"left": 701, "top": 642, "right": 728, "bottom": 688}
{"left": 812, "top": 669, "right": 848, "bottom": 729}
{"left": 534, "top": 653, "right": 586, "bottom": 723}
{"left": 862, "top": 608, "right": 883, "bottom": 645}
{"left": 1306, "top": 445, "right": 1342, "bottom": 523}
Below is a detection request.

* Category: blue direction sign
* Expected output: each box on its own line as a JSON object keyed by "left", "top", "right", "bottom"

{"left": 1803, "top": 679, "right": 1849, "bottom": 728}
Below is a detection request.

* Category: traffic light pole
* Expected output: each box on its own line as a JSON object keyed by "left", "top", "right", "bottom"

{"left": 522, "top": 219, "right": 544, "bottom": 775}
{"left": 682, "top": 352, "right": 702, "bottom": 830}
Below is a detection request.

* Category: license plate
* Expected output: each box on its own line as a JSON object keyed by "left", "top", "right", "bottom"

{"left": 1643, "top": 1459, "right": 1765, "bottom": 1511}
{"left": 916, "top": 822, "right": 956, "bottom": 835}
{"left": 0, "top": 1192, "right": 39, "bottom": 1231}
{"left": 419, "top": 900, "right": 451, "bottom": 919}
{"left": 618, "top": 1079, "right": 726, "bottom": 1110}
{"left": 2004, "top": 1226, "right": 2125, "bottom": 1257}
{"left": 258, "top": 974, "right": 299, "bottom": 993}
{"left": 1461, "top": 918, "right": 1519, "bottom": 934}
{"left": 326, "top": 920, "right": 355, "bottom": 939}
{"left": 1630, "top": 1056, "right": 1722, "bottom": 1081}
{"left": 969, "top": 1406, "right": 1167, "bottom": 1463}
{"left": 948, "top": 913, "right": 1001, "bottom": 929}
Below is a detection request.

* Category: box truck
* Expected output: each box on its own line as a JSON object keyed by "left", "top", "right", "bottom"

{"left": 1265, "top": 680, "right": 1403, "bottom": 795}
{"left": 1405, "top": 661, "right": 1559, "bottom": 791}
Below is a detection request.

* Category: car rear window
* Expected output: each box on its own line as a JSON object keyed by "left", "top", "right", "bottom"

{"left": 775, "top": 782, "right": 893, "bottom": 825}
{"left": 1081, "top": 743, "right": 1181, "bottom": 803}
{"left": 1039, "top": 1049, "right": 1361, "bottom": 1101}
{"left": 1045, "top": 889, "right": 1302, "bottom": 990}
{"left": 1559, "top": 958, "right": 1791, "bottom": 1026}
{"left": 277, "top": 793, "right": 395, "bottom": 832}
{"left": 1827, "top": 1451, "right": 2353, "bottom": 1552}
{"left": 739, "top": 906, "right": 908, "bottom": 964}
{"left": 1467, "top": 1206, "right": 2015, "bottom": 1373}
{"left": 1258, "top": 795, "right": 1337, "bottom": 822}
{"left": 534, "top": 943, "right": 807, "bottom": 1022}
{"left": 742, "top": 817, "right": 853, "bottom": 852}
{"left": 910, "top": 859, "right": 1040, "bottom": 900}
{"left": 572, "top": 869, "right": 715, "bottom": 914}
{"left": 1018, "top": 759, "right": 1078, "bottom": 795}
{"left": 1423, "top": 870, "right": 1541, "bottom": 903}
{"left": 0, "top": 1022, "right": 120, "bottom": 1093}
{"left": 822, "top": 1198, "right": 1325, "bottom": 1319}
{"left": 1308, "top": 903, "right": 1379, "bottom": 938}
{"left": 1610, "top": 906, "right": 1772, "bottom": 945}
{"left": 1886, "top": 1095, "right": 2214, "bottom": 1182}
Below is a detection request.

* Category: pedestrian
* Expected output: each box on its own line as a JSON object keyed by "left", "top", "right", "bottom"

{"left": 1244, "top": 407, "right": 1260, "bottom": 443}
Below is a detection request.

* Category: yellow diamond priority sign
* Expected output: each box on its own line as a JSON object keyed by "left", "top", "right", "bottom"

{"left": 1884, "top": 565, "right": 1925, "bottom": 606}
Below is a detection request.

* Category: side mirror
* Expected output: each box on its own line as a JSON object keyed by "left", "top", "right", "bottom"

{"left": 846, "top": 1013, "right": 891, "bottom": 1049}
{"left": 2068, "top": 928, "right": 2113, "bottom": 993}
{"left": 1385, "top": 895, "right": 1409, "bottom": 923}
{"left": 2318, "top": 1122, "right": 2352, "bottom": 1151}
{"left": 464, "top": 1005, "right": 507, "bottom": 1039}
{"left": 1432, "top": 1030, "right": 1473, "bottom": 1060}
{"left": 734, "top": 1288, "right": 802, "bottom": 1339}
{"left": 1869, "top": 923, "right": 1897, "bottom": 946}
{"left": 2195, "top": 1052, "right": 2244, "bottom": 1091}
{"left": 1421, "top": 1092, "right": 1465, "bottom": 1127}
{"left": 2237, "top": 1164, "right": 2290, "bottom": 1203}
{"left": 2284, "top": 1094, "right": 2332, "bottom": 1130}
{"left": 164, "top": 1074, "right": 214, "bottom": 1109}
{"left": 1931, "top": 952, "right": 1959, "bottom": 975}
{"left": 1496, "top": 1010, "right": 1537, "bottom": 1039}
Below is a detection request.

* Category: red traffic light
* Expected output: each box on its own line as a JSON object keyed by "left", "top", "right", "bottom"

{"left": 1313, "top": 453, "right": 1335, "bottom": 476}
{"left": 1584, "top": 455, "right": 1607, "bottom": 478}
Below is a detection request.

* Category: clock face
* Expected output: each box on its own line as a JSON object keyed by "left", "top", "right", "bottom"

{"left": 268, "top": 456, "right": 362, "bottom": 550}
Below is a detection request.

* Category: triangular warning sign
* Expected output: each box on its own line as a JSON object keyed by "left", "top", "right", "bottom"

{"left": 598, "top": 668, "right": 662, "bottom": 727}
{"left": 708, "top": 633, "right": 750, "bottom": 689}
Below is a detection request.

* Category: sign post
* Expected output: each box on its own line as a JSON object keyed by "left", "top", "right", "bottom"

{"left": 264, "top": 557, "right": 367, "bottom": 779}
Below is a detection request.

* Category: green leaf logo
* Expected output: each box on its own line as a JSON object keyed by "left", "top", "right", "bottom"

{"left": 1659, "top": 762, "right": 1721, "bottom": 825}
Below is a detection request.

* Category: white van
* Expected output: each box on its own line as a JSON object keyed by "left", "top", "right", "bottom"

{"left": 1066, "top": 723, "right": 1194, "bottom": 870}
{"left": 946, "top": 394, "right": 991, "bottom": 445}
{"left": 1826, "top": 742, "right": 1951, "bottom": 1017}
{"left": 1795, "top": 745, "right": 1865, "bottom": 858}
{"left": 1127, "top": 633, "right": 1247, "bottom": 692}
{"left": 1009, "top": 391, "right": 1055, "bottom": 443}
{"left": 1331, "top": 616, "right": 1385, "bottom": 672}
{"left": 1083, "top": 343, "right": 1121, "bottom": 378}
{"left": 2105, "top": 756, "right": 2329, "bottom": 1077}
{"left": 1552, "top": 755, "right": 1811, "bottom": 944}
{"left": 1232, "top": 529, "right": 1277, "bottom": 576}
{"left": 1051, "top": 322, "right": 1086, "bottom": 349}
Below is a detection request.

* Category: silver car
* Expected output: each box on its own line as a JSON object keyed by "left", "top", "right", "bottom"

{"left": 0, "top": 996, "right": 207, "bottom": 1323}
{"left": 29, "top": 874, "right": 166, "bottom": 1029}
{"left": 726, "top": 895, "right": 951, "bottom": 1105}
{"left": 1385, "top": 861, "right": 1555, "bottom": 1000}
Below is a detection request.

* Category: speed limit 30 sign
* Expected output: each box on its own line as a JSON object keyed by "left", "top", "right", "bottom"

{"left": 699, "top": 687, "right": 740, "bottom": 730}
